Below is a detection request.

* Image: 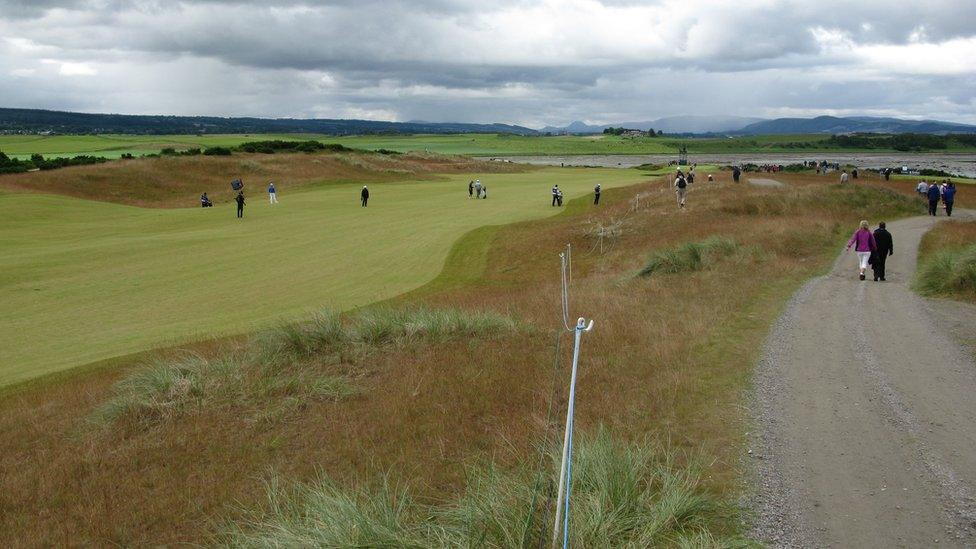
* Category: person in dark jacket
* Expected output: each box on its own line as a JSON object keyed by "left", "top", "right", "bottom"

{"left": 871, "top": 222, "right": 894, "bottom": 281}
{"left": 732, "top": 166, "right": 741, "bottom": 183}
{"left": 361, "top": 185, "right": 369, "bottom": 207}
{"left": 926, "top": 182, "right": 941, "bottom": 216}
{"left": 200, "top": 192, "right": 212, "bottom": 207}
{"left": 552, "top": 185, "right": 559, "bottom": 206}
{"left": 943, "top": 182, "right": 956, "bottom": 217}
{"left": 468, "top": 180, "right": 474, "bottom": 198}
{"left": 594, "top": 184, "right": 601, "bottom": 205}
{"left": 235, "top": 191, "right": 245, "bottom": 218}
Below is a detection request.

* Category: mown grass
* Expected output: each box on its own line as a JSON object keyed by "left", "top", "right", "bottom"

{"left": 91, "top": 307, "right": 520, "bottom": 428}
{"left": 225, "top": 429, "right": 746, "bottom": 548}
{"left": 0, "top": 170, "right": 938, "bottom": 546}
{"left": 0, "top": 165, "right": 637, "bottom": 387}
{"left": 915, "top": 222, "right": 976, "bottom": 302}
{"left": 7, "top": 132, "right": 974, "bottom": 159}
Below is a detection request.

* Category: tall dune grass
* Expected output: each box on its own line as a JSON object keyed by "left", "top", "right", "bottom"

{"left": 225, "top": 429, "right": 746, "bottom": 548}
{"left": 92, "top": 307, "right": 520, "bottom": 427}
{"left": 914, "top": 244, "right": 976, "bottom": 299}
{"left": 639, "top": 237, "right": 740, "bottom": 277}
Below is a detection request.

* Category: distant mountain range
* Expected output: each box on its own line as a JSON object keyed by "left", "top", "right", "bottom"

{"left": 540, "top": 116, "right": 764, "bottom": 134}
{"left": 0, "top": 108, "right": 973, "bottom": 137}
{"left": 541, "top": 115, "right": 976, "bottom": 135}
{"left": 0, "top": 108, "right": 538, "bottom": 136}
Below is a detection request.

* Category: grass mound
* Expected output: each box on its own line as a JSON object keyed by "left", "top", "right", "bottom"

{"left": 224, "top": 429, "right": 744, "bottom": 547}
{"left": 639, "top": 237, "right": 740, "bottom": 277}
{"left": 93, "top": 307, "right": 520, "bottom": 427}
{"left": 915, "top": 244, "right": 976, "bottom": 299}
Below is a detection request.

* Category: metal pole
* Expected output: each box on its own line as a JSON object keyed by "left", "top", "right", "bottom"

{"left": 552, "top": 317, "right": 593, "bottom": 549}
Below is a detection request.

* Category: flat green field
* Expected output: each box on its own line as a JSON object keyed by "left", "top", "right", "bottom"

{"left": 6, "top": 132, "right": 973, "bottom": 159}
{"left": 0, "top": 167, "right": 642, "bottom": 386}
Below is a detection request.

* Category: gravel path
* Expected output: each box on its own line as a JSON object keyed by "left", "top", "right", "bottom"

{"left": 750, "top": 211, "right": 976, "bottom": 548}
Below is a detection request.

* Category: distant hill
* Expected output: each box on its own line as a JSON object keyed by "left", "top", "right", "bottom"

{"left": 736, "top": 116, "right": 976, "bottom": 135}
{"left": 0, "top": 108, "right": 539, "bottom": 136}
{"left": 541, "top": 115, "right": 976, "bottom": 136}
{"left": 541, "top": 115, "right": 765, "bottom": 134}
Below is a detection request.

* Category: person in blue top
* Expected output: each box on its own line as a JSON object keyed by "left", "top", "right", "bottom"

{"left": 926, "top": 182, "right": 941, "bottom": 216}
{"left": 943, "top": 182, "right": 956, "bottom": 217}
{"left": 268, "top": 182, "right": 278, "bottom": 204}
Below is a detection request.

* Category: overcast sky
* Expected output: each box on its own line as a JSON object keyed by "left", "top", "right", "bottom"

{"left": 1, "top": 0, "right": 974, "bottom": 127}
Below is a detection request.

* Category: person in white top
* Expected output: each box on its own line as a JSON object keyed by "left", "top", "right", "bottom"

{"left": 839, "top": 170, "right": 849, "bottom": 183}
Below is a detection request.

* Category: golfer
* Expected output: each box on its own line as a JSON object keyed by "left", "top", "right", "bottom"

{"left": 235, "top": 191, "right": 245, "bottom": 219}
{"left": 845, "top": 220, "right": 877, "bottom": 281}
{"left": 268, "top": 182, "right": 278, "bottom": 204}
{"left": 468, "top": 180, "right": 474, "bottom": 198}
{"left": 552, "top": 185, "right": 560, "bottom": 206}
{"left": 594, "top": 184, "right": 601, "bottom": 205}
{"left": 361, "top": 185, "right": 369, "bottom": 207}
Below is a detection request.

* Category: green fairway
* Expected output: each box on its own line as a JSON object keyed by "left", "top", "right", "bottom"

{"left": 0, "top": 167, "right": 642, "bottom": 386}
{"left": 6, "top": 132, "right": 975, "bottom": 160}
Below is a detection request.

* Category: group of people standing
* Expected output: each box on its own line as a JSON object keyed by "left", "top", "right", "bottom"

{"left": 846, "top": 221, "right": 894, "bottom": 281}
{"left": 916, "top": 179, "right": 957, "bottom": 217}
{"left": 204, "top": 180, "right": 374, "bottom": 219}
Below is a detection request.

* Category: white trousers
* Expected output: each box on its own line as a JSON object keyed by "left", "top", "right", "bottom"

{"left": 269, "top": 193, "right": 278, "bottom": 204}
{"left": 856, "top": 251, "right": 871, "bottom": 270}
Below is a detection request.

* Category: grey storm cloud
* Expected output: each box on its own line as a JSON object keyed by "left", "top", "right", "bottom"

{"left": 0, "top": 0, "right": 974, "bottom": 126}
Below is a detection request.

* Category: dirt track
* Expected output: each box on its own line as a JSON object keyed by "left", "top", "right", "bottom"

{"left": 752, "top": 211, "right": 976, "bottom": 548}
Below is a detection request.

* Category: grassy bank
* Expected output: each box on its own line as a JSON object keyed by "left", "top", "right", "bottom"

{"left": 0, "top": 170, "right": 924, "bottom": 545}
{"left": 915, "top": 221, "right": 976, "bottom": 302}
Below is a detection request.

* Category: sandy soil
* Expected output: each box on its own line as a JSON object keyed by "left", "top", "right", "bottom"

{"left": 750, "top": 210, "right": 976, "bottom": 548}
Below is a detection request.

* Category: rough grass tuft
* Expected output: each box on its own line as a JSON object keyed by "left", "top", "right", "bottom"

{"left": 92, "top": 307, "right": 519, "bottom": 428}
{"left": 914, "top": 244, "right": 976, "bottom": 299}
{"left": 639, "top": 237, "right": 740, "bottom": 277}
{"left": 224, "top": 429, "right": 746, "bottom": 547}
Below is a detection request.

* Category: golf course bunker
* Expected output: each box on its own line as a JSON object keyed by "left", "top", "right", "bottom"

{"left": 748, "top": 178, "right": 786, "bottom": 187}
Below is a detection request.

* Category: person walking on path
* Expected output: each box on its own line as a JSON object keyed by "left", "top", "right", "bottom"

{"left": 468, "top": 180, "right": 474, "bottom": 198}
{"left": 871, "top": 222, "right": 894, "bottom": 281}
{"left": 268, "top": 182, "right": 278, "bottom": 204}
{"left": 235, "top": 191, "right": 245, "bottom": 219}
{"left": 594, "top": 184, "right": 601, "bottom": 205}
{"left": 943, "top": 182, "right": 956, "bottom": 217}
{"left": 361, "top": 186, "right": 369, "bottom": 207}
{"left": 675, "top": 172, "right": 688, "bottom": 209}
{"left": 552, "top": 184, "right": 560, "bottom": 206}
{"left": 845, "top": 220, "right": 877, "bottom": 281}
{"left": 926, "top": 181, "right": 941, "bottom": 216}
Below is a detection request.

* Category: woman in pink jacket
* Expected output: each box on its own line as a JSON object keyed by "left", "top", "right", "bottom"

{"left": 845, "top": 220, "right": 877, "bottom": 281}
